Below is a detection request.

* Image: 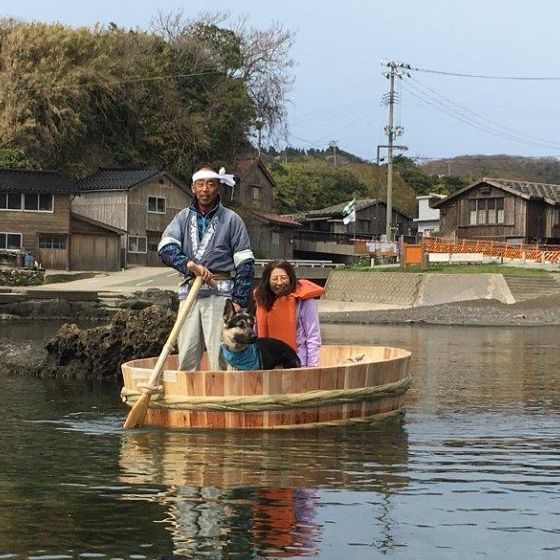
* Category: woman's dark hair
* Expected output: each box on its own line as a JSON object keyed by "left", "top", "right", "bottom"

{"left": 254, "top": 260, "right": 297, "bottom": 311}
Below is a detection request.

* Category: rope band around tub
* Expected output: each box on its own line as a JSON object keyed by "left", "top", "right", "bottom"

{"left": 120, "top": 377, "right": 411, "bottom": 412}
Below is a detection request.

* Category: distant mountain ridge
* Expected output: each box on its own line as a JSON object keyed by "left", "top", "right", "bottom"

{"left": 421, "top": 155, "right": 560, "bottom": 184}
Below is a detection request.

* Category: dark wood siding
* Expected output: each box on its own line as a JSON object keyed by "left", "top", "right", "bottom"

{"left": 70, "top": 233, "right": 120, "bottom": 271}
{"left": 245, "top": 215, "right": 293, "bottom": 259}
{"left": 71, "top": 191, "right": 128, "bottom": 230}
{"left": 236, "top": 166, "right": 274, "bottom": 211}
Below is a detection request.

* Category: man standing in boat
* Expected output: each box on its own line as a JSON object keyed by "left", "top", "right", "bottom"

{"left": 158, "top": 165, "right": 255, "bottom": 371}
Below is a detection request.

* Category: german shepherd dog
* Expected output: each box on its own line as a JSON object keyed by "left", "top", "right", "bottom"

{"left": 219, "top": 299, "right": 302, "bottom": 371}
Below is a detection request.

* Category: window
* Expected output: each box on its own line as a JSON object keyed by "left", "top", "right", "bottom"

{"left": 39, "top": 194, "right": 53, "bottom": 211}
{"left": 468, "top": 198, "right": 504, "bottom": 225}
{"left": 496, "top": 198, "right": 504, "bottom": 223}
{"left": 554, "top": 208, "right": 560, "bottom": 226}
{"left": 252, "top": 186, "right": 261, "bottom": 202}
{"left": 271, "top": 232, "right": 280, "bottom": 246}
{"left": 24, "top": 193, "right": 39, "bottom": 211}
{"left": 148, "top": 196, "right": 166, "bottom": 214}
{"left": 0, "top": 232, "right": 23, "bottom": 249}
{"left": 469, "top": 200, "right": 476, "bottom": 224}
{"left": 487, "top": 198, "right": 496, "bottom": 224}
{"left": 128, "top": 236, "right": 147, "bottom": 253}
{"left": 358, "top": 219, "right": 370, "bottom": 233}
{"left": 0, "top": 192, "right": 53, "bottom": 212}
{"left": 39, "top": 236, "right": 66, "bottom": 249}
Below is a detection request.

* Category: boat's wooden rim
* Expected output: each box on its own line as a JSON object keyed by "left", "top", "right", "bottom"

{"left": 121, "top": 344, "right": 411, "bottom": 373}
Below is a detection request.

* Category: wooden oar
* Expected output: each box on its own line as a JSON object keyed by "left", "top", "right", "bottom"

{"left": 123, "top": 262, "right": 213, "bottom": 429}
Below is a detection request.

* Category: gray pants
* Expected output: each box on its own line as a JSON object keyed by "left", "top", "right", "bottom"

{"left": 177, "top": 295, "right": 226, "bottom": 371}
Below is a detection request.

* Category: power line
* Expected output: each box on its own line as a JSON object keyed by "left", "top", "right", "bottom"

{"left": 404, "top": 76, "right": 560, "bottom": 150}
{"left": 412, "top": 155, "right": 560, "bottom": 161}
{"left": 413, "top": 66, "right": 560, "bottom": 81}
{"left": 401, "top": 80, "right": 560, "bottom": 151}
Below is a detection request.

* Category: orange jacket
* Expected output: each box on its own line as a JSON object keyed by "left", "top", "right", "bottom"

{"left": 255, "top": 279, "right": 325, "bottom": 351}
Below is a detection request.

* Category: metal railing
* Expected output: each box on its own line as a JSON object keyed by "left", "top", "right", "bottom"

{"left": 293, "top": 230, "right": 372, "bottom": 245}
{"left": 254, "top": 259, "right": 344, "bottom": 268}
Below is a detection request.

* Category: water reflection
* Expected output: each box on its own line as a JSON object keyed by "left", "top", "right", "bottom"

{"left": 2, "top": 323, "right": 560, "bottom": 558}
{"left": 119, "top": 423, "right": 409, "bottom": 557}
{"left": 322, "top": 323, "right": 560, "bottom": 412}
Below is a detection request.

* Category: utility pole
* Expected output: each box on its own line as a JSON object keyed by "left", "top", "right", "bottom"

{"left": 381, "top": 61, "right": 410, "bottom": 239}
{"left": 255, "top": 118, "right": 264, "bottom": 157}
{"left": 329, "top": 140, "right": 338, "bottom": 166}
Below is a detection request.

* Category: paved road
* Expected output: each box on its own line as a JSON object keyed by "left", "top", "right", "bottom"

{"left": 24, "top": 267, "right": 183, "bottom": 294}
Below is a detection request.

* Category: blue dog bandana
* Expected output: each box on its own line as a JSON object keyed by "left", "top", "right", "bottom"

{"left": 220, "top": 343, "right": 261, "bottom": 370}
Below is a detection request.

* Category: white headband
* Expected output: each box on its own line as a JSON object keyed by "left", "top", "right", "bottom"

{"left": 192, "top": 167, "right": 236, "bottom": 187}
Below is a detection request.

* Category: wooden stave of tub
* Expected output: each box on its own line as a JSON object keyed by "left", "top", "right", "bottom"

{"left": 120, "top": 344, "right": 411, "bottom": 429}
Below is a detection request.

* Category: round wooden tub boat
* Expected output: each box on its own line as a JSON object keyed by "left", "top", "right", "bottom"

{"left": 120, "top": 344, "right": 411, "bottom": 430}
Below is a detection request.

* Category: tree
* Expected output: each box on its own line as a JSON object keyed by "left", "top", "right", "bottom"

{"left": 151, "top": 10, "right": 295, "bottom": 148}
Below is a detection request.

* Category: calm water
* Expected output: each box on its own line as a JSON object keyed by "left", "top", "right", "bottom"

{"left": 1, "top": 321, "right": 560, "bottom": 559}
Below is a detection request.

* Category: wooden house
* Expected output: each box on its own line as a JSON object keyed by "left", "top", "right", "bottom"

{"left": 72, "top": 168, "right": 190, "bottom": 266}
{"left": 244, "top": 210, "right": 301, "bottom": 259}
{"left": 0, "top": 169, "right": 74, "bottom": 269}
{"left": 300, "top": 199, "right": 415, "bottom": 238}
{"left": 0, "top": 168, "right": 126, "bottom": 271}
{"left": 431, "top": 177, "right": 560, "bottom": 243}
{"left": 232, "top": 156, "right": 299, "bottom": 259}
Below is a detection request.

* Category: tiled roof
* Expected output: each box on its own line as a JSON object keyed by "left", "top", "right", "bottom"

{"left": 233, "top": 156, "right": 276, "bottom": 186}
{"left": 484, "top": 177, "right": 560, "bottom": 204}
{"left": 250, "top": 209, "right": 301, "bottom": 227}
{"left": 75, "top": 167, "right": 163, "bottom": 191}
{"left": 282, "top": 212, "right": 306, "bottom": 222}
{"left": 433, "top": 177, "right": 560, "bottom": 207}
{"left": 233, "top": 157, "right": 259, "bottom": 177}
{"left": 302, "top": 198, "right": 412, "bottom": 219}
{"left": 304, "top": 199, "right": 381, "bottom": 217}
{"left": 70, "top": 213, "right": 128, "bottom": 235}
{"left": 0, "top": 169, "right": 75, "bottom": 193}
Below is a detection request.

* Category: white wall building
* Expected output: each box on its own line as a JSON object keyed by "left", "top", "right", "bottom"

{"left": 414, "top": 193, "right": 445, "bottom": 236}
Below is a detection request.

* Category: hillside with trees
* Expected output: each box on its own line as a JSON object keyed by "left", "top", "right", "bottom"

{"left": 393, "top": 155, "right": 468, "bottom": 195}
{"left": 421, "top": 154, "right": 560, "bottom": 185}
{"left": 266, "top": 154, "right": 418, "bottom": 215}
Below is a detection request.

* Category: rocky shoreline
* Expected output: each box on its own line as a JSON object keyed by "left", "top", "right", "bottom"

{"left": 1, "top": 291, "right": 559, "bottom": 382}
{"left": 320, "top": 295, "right": 560, "bottom": 327}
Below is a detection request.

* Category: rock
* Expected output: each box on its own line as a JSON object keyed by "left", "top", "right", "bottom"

{"left": 0, "top": 298, "right": 111, "bottom": 320}
{"left": 30, "top": 304, "right": 177, "bottom": 381}
{"left": 0, "top": 313, "right": 19, "bottom": 321}
{"left": 0, "top": 268, "right": 44, "bottom": 286}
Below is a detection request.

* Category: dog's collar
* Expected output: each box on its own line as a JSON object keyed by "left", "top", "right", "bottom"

{"left": 220, "top": 343, "right": 261, "bottom": 370}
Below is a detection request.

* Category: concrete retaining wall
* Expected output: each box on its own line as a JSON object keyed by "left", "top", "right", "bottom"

{"left": 324, "top": 271, "right": 515, "bottom": 307}
{"left": 324, "top": 271, "right": 423, "bottom": 306}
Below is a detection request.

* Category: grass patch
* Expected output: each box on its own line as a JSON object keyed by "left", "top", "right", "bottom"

{"left": 348, "top": 264, "right": 558, "bottom": 275}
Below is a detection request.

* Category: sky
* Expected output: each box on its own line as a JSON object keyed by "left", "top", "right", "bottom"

{"left": 5, "top": 0, "right": 560, "bottom": 163}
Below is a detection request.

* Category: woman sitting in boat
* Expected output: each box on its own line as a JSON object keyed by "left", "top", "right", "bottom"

{"left": 253, "top": 260, "right": 325, "bottom": 367}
